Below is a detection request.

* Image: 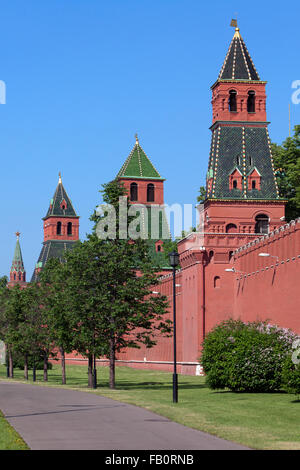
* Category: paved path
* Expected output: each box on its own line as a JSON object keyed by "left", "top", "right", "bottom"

{"left": 0, "top": 381, "right": 249, "bottom": 450}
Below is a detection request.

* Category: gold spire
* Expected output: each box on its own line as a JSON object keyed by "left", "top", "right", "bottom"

{"left": 15, "top": 231, "right": 20, "bottom": 240}
{"left": 135, "top": 133, "right": 139, "bottom": 145}
{"left": 58, "top": 172, "right": 62, "bottom": 184}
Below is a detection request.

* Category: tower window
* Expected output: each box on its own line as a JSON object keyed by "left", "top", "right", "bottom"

{"left": 247, "top": 91, "right": 256, "bottom": 113}
{"left": 252, "top": 180, "right": 256, "bottom": 189}
{"left": 57, "top": 221, "right": 62, "bottom": 235}
{"left": 214, "top": 276, "right": 221, "bottom": 288}
{"left": 226, "top": 223, "right": 238, "bottom": 233}
{"left": 130, "top": 182, "right": 138, "bottom": 202}
{"left": 229, "top": 90, "right": 237, "bottom": 112}
{"left": 233, "top": 180, "right": 238, "bottom": 189}
{"left": 147, "top": 183, "right": 155, "bottom": 202}
{"left": 255, "top": 214, "right": 269, "bottom": 234}
{"left": 67, "top": 222, "right": 72, "bottom": 235}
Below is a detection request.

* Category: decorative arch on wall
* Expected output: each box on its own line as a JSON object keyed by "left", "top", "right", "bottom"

{"left": 226, "top": 223, "right": 238, "bottom": 233}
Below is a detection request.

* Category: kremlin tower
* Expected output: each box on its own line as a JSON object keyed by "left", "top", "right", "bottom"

{"left": 31, "top": 173, "right": 79, "bottom": 281}
{"left": 8, "top": 232, "right": 26, "bottom": 288}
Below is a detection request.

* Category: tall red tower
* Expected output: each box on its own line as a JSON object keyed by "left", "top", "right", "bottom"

{"left": 203, "top": 24, "right": 286, "bottom": 237}
{"left": 31, "top": 173, "right": 80, "bottom": 281}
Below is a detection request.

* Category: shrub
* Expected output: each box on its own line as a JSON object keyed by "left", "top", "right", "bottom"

{"left": 281, "top": 341, "right": 300, "bottom": 397}
{"left": 201, "top": 319, "right": 298, "bottom": 392}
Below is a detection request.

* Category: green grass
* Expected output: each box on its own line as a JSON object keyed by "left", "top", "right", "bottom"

{"left": 1, "top": 363, "right": 300, "bottom": 450}
{"left": 0, "top": 410, "right": 29, "bottom": 450}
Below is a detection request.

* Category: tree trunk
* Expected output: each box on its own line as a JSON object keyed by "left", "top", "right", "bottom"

{"left": 88, "top": 354, "right": 93, "bottom": 388}
{"left": 24, "top": 354, "right": 28, "bottom": 380}
{"left": 60, "top": 347, "right": 66, "bottom": 385}
{"left": 33, "top": 357, "right": 36, "bottom": 382}
{"left": 43, "top": 353, "right": 48, "bottom": 381}
{"left": 109, "top": 335, "right": 116, "bottom": 390}
{"left": 9, "top": 349, "right": 13, "bottom": 378}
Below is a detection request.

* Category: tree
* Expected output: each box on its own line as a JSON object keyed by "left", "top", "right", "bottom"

{"left": 39, "top": 258, "right": 76, "bottom": 384}
{"left": 272, "top": 125, "right": 300, "bottom": 221}
{"left": 197, "top": 186, "right": 207, "bottom": 204}
{"left": 74, "top": 178, "right": 171, "bottom": 389}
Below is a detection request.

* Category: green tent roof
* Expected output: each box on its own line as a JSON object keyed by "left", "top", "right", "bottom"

{"left": 117, "top": 136, "right": 164, "bottom": 180}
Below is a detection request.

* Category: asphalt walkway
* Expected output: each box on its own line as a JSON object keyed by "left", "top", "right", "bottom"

{"left": 0, "top": 381, "right": 249, "bottom": 450}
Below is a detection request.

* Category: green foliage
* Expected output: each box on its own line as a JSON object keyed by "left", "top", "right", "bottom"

{"left": 272, "top": 125, "right": 300, "bottom": 221}
{"left": 281, "top": 354, "right": 300, "bottom": 397}
{"left": 201, "top": 319, "right": 298, "bottom": 392}
{"left": 197, "top": 185, "right": 206, "bottom": 203}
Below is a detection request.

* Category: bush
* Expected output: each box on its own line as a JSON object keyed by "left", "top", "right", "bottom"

{"left": 201, "top": 319, "right": 298, "bottom": 392}
{"left": 281, "top": 342, "right": 300, "bottom": 397}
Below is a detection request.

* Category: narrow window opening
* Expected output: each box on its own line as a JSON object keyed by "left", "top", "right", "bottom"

{"left": 255, "top": 214, "right": 269, "bottom": 234}
{"left": 214, "top": 276, "right": 221, "bottom": 288}
{"left": 247, "top": 91, "right": 256, "bottom": 113}
{"left": 252, "top": 180, "right": 256, "bottom": 189}
{"left": 130, "top": 182, "right": 138, "bottom": 202}
{"left": 228, "top": 90, "right": 237, "bottom": 112}
{"left": 67, "top": 222, "right": 72, "bottom": 235}
{"left": 147, "top": 183, "right": 155, "bottom": 202}
{"left": 233, "top": 180, "right": 238, "bottom": 189}
{"left": 57, "top": 221, "right": 62, "bottom": 235}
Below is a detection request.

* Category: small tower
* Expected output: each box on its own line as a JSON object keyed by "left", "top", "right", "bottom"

{"left": 117, "top": 135, "right": 171, "bottom": 269}
{"left": 8, "top": 232, "right": 27, "bottom": 287}
{"left": 31, "top": 173, "right": 80, "bottom": 281}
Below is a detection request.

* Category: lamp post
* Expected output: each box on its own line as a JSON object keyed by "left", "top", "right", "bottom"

{"left": 258, "top": 252, "right": 279, "bottom": 262}
{"left": 169, "top": 250, "right": 180, "bottom": 403}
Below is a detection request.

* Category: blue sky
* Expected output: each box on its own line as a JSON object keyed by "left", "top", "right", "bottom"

{"left": 0, "top": 0, "right": 299, "bottom": 279}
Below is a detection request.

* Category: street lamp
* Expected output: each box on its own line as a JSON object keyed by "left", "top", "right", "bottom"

{"left": 225, "top": 268, "right": 244, "bottom": 274}
{"left": 258, "top": 252, "right": 279, "bottom": 262}
{"left": 169, "top": 250, "right": 180, "bottom": 403}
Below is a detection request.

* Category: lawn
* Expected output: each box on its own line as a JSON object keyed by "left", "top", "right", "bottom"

{"left": 0, "top": 410, "right": 29, "bottom": 450}
{"left": 0, "top": 363, "right": 299, "bottom": 450}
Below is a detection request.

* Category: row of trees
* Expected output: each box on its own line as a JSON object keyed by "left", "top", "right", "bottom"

{"left": 0, "top": 180, "right": 172, "bottom": 389}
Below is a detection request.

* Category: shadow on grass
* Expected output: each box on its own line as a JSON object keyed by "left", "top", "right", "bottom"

{"left": 96, "top": 381, "right": 208, "bottom": 391}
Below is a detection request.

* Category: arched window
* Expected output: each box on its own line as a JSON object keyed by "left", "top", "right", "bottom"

{"left": 67, "top": 222, "right": 72, "bottom": 235}
{"left": 147, "top": 183, "right": 155, "bottom": 202}
{"left": 214, "top": 276, "right": 221, "bottom": 288}
{"left": 255, "top": 214, "right": 269, "bottom": 234}
{"left": 228, "top": 90, "right": 237, "bottom": 112}
{"left": 14, "top": 274, "right": 16, "bottom": 281}
{"left": 247, "top": 91, "right": 256, "bottom": 113}
{"left": 208, "top": 250, "right": 214, "bottom": 262}
{"left": 57, "top": 221, "right": 62, "bottom": 235}
{"left": 229, "top": 251, "right": 234, "bottom": 261}
{"left": 226, "top": 223, "right": 238, "bottom": 233}
{"left": 233, "top": 180, "right": 238, "bottom": 189}
{"left": 252, "top": 180, "right": 256, "bottom": 189}
{"left": 130, "top": 182, "right": 138, "bottom": 202}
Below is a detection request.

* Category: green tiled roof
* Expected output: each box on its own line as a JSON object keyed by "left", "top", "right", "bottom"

{"left": 206, "top": 125, "right": 280, "bottom": 200}
{"left": 117, "top": 136, "right": 163, "bottom": 180}
{"left": 44, "top": 174, "right": 78, "bottom": 219}
{"left": 10, "top": 236, "right": 25, "bottom": 274}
